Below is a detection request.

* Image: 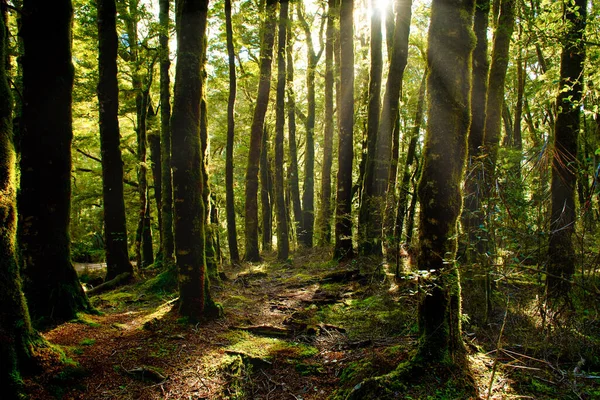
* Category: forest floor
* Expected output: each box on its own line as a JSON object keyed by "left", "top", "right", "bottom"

{"left": 23, "top": 248, "right": 600, "bottom": 399}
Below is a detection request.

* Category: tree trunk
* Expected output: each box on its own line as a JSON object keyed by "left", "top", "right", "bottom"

{"left": 97, "top": 0, "right": 134, "bottom": 281}
{"left": 297, "top": 3, "right": 321, "bottom": 248}
{"left": 358, "top": 0, "right": 383, "bottom": 256}
{"left": 148, "top": 116, "right": 163, "bottom": 260}
{"left": 416, "top": 0, "right": 474, "bottom": 362}
{"left": 19, "top": 0, "right": 91, "bottom": 324}
{"left": 171, "top": 0, "right": 218, "bottom": 320}
{"left": 225, "top": 0, "right": 240, "bottom": 263}
{"left": 333, "top": 0, "right": 354, "bottom": 261}
{"left": 274, "top": 0, "right": 290, "bottom": 260}
{"left": 260, "top": 125, "right": 273, "bottom": 252}
{"left": 546, "top": 0, "right": 586, "bottom": 300}
{"left": 0, "top": 14, "right": 38, "bottom": 395}
{"left": 317, "top": 0, "right": 337, "bottom": 246}
{"left": 379, "top": 0, "right": 412, "bottom": 257}
{"left": 159, "top": 0, "right": 174, "bottom": 265}
{"left": 244, "top": 0, "right": 277, "bottom": 262}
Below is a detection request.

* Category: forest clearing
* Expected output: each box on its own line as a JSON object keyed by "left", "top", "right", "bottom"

{"left": 2, "top": 0, "right": 600, "bottom": 398}
{"left": 23, "top": 250, "right": 600, "bottom": 399}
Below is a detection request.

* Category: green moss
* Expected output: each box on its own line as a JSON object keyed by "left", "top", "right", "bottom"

{"left": 143, "top": 265, "right": 177, "bottom": 294}
{"left": 79, "top": 338, "right": 96, "bottom": 346}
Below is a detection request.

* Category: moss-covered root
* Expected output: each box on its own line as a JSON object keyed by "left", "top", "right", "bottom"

{"left": 346, "top": 359, "right": 477, "bottom": 400}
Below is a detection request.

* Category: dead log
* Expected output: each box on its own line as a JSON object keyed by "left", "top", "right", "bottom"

{"left": 229, "top": 324, "right": 292, "bottom": 338}
{"left": 86, "top": 272, "right": 133, "bottom": 296}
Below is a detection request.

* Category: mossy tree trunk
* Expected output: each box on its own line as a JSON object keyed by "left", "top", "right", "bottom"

{"left": 286, "top": 11, "right": 303, "bottom": 247}
{"left": 461, "top": 0, "right": 490, "bottom": 263}
{"left": 159, "top": 0, "right": 175, "bottom": 265}
{"left": 297, "top": 3, "right": 322, "bottom": 248}
{"left": 382, "top": 0, "right": 412, "bottom": 257}
{"left": 0, "top": 13, "right": 38, "bottom": 396}
{"left": 19, "top": 0, "right": 91, "bottom": 324}
{"left": 274, "top": 0, "right": 290, "bottom": 260}
{"left": 244, "top": 0, "right": 277, "bottom": 262}
{"left": 416, "top": 0, "right": 474, "bottom": 362}
{"left": 333, "top": 0, "right": 354, "bottom": 261}
{"left": 97, "top": 0, "right": 134, "bottom": 281}
{"left": 358, "top": 0, "right": 382, "bottom": 256}
{"left": 171, "top": 0, "right": 218, "bottom": 319}
{"left": 546, "top": 0, "right": 586, "bottom": 300}
{"left": 225, "top": 0, "right": 240, "bottom": 263}
{"left": 260, "top": 125, "right": 273, "bottom": 252}
{"left": 317, "top": 0, "right": 336, "bottom": 246}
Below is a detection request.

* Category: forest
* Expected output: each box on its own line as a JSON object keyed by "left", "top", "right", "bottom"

{"left": 1, "top": 0, "right": 600, "bottom": 398}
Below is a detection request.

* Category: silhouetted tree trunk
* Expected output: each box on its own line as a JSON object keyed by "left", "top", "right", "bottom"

{"left": 358, "top": 0, "right": 382, "bottom": 256}
{"left": 379, "top": 0, "right": 412, "bottom": 257}
{"left": 171, "top": 0, "right": 219, "bottom": 319}
{"left": 334, "top": 0, "right": 354, "bottom": 260}
{"left": 260, "top": 125, "right": 273, "bottom": 252}
{"left": 274, "top": 0, "right": 290, "bottom": 260}
{"left": 19, "top": 0, "right": 91, "bottom": 324}
{"left": 461, "top": 0, "right": 489, "bottom": 262}
{"left": 148, "top": 106, "right": 163, "bottom": 260}
{"left": 286, "top": 11, "right": 303, "bottom": 247}
{"left": 97, "top": 0, "right": 134, "bottom": 281}
{"left": 245, "top": 0, "right": 277, "bottom": 261}
{"left": 317, "top": 0, "right": 336, "bottom": 246}
{"left": 159, "top": 0, "right": 174, "bottom": 265}
{"left": 416, "top": 0, "right": 474, "bottom": 362}
{"left": 0, "top": 14, "right": 39, "bottom": 395}
{"left": 225, "top": 0, "right": 240, "bottom": 263}
{"left": 297, "top": 3, "right": 322, "bottom": 248}
{"left": 382, "top": 0, "right": 412, "bottom": 255}
{"left": 547, "top": 0, "right": 586, "bottom": 300}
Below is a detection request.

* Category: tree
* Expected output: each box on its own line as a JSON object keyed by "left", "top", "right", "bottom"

{"left": 317, "top": 0, "right": 337, "bottom": 246}
{"left": 0, "top": 11, "right": 38, "bottom": 395}
{"left": 546, "top": 0, "right": 587, "bottom": 301}
{"left": 244, "top": 0, "right": 277, "bottom": 262}
{"left": 170, "top": 0, "right": 219, "bottom": 319}
{"left": 333, "top": 0, "right": 354, "bottom": 261}
{"left": 415, "top": 0, "right": 475, "bottom": 362}
{"left": 19, "top": 0, "right": 91, "bottom": 324}
{"left": 274, "top": 0, "right": 290, "bottom": 260}
{"left": 97, "top": 0, "right": 134, "bottom": 281}
{"left": 297, "top": 3, "right": 323, "bottom": 248}
{"left": 358, "top": 0, "right": 383, "bottom": 256}
{"left": 159, "top": 0, "right": 175, "bottom": 265}
{"left": 224, "top": 0, "right": 240, "bottom": 263}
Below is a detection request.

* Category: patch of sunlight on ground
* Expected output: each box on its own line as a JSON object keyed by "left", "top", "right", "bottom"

{"left": 129, "top": 297, "right": 178, "bottom": 330}
{"left": 469, "top": 352, "right": 521, "bottom": 399}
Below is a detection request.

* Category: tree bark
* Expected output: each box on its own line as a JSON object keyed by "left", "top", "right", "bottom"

{"left": 260, "top": 125, "right": 273, "bottom": 252}
{"left": 546, "top": 0, "right": 586, "bottom": 300}
{"left": 333, "top": 0, "right": 354, "bottom": 261}
{"left": 97, "top": 0, "right": 134, "bottom": 281}
{"left": 19, "top": 0, "right": 91, "bottom": 324}
{"left": 0, "top": 14, "right": 38, "bottom": 395}
{"left": 274, "top": 0, "right": 290, "bottom": 260}
{"left": 416, "top": 0, "right": 474, "bottom": 362}
{"left": 317, "top": 0, "right": 337, "bottom": 246}
{"left": 171, "top": 0, "right": 218, "bottom": 319}
{"left": 358, "top": 0, "right": 383, "bottom": 256}
{"left": 159, "top": 0, "right": 174, "bottom": 265}
{"left": 244, "top": 0, "right": 277, "bottom": 261}
{"left": 225, "top": 0, "right": 240, "bottom": 263}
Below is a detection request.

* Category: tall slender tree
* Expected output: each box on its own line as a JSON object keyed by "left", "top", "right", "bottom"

{"left": 225, "top": 0, "right": 240, "bottom": 263}
{"left": 317, "top": 0, "right": 337, "bottom": 246}
{"left": 171, "top": 0, "right": 219, "bottom": 319}
{"left": 547, "top": 0, "right": 587, "bottom": 300}
{"left": 244, "top": 0, "right": 277, "bottom": 261}
{"left": 19, "top": 0, "right": 91, "bottom": 324}
{"left": 415, "top": 0, "right": 475, "bottom": 361}
{"left": 274, "top": 0, "right": 290, "bottom": 260}
{"left": 159, "top": 0, "right": 175, "bottom": 265}
{"left": 358, "top": 0, "right": 383, "bottom": 256}
{"left": 97, "top": 0, "right": 134, "bottom": 281}
{"left": 334, "top": 0, "right": 354, "bottom": 260}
